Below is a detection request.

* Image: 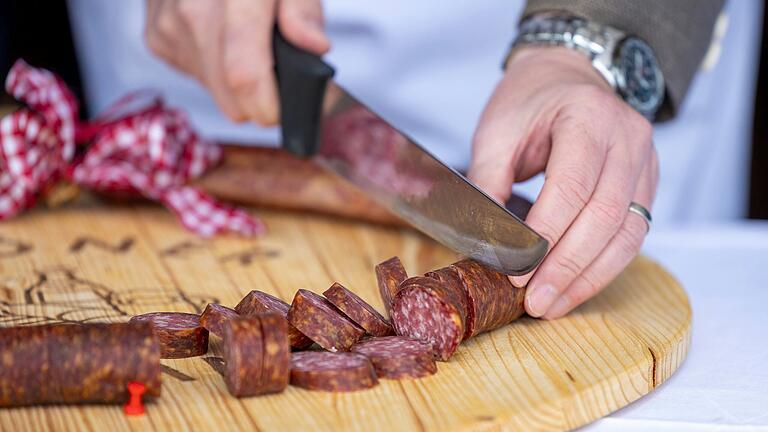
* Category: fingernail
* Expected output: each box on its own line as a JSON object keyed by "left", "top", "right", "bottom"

{"left": 543, "top": 295, "right": 571, "bottom": 320}
{"left": 509, "top": 275, "right": 527, "bottom": 288}
{"left": 526, "top": 283, "right": 558, "bottom": 317}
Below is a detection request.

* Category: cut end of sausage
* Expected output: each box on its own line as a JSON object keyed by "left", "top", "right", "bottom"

{"left": 391, "top": 280, "right": 464, "bottom": 362}
{"left": 200, "top": 304, "right": 240, "bottom": 338}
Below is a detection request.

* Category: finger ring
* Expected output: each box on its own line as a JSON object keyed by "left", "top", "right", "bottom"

{"left": 628, "top": 202, "right": 652, "bottom": 233}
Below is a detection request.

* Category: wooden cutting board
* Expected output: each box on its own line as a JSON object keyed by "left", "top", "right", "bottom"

{"left": 0, "top": 202, "right": 691, "bottom": 432}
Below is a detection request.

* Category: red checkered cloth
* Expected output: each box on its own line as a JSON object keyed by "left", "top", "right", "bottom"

{"left": 0, "top": 59, "right": 265, "bottom": 237}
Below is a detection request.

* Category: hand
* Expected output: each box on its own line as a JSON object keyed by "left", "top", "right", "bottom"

{"left": 468, "top": 46, "right": 659, "bottom": 319}
{"left": 144, "top": 0, "right": 330, "bottom": 125}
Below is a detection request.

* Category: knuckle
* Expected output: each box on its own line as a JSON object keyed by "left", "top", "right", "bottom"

{"left": 588, "top": 195, "right": 627, "bottom": 231}
{"left": 573, "top": 272, "right": 603, "bottom": 303}
{"left": 223, "top": 63, "right": 259, "bottom": 92}
{"left": 615, "top": 222, "right": 645, "bottom": 257}
{"left": 552, "top": 252, "right": 583, "bottom": 280}
{"left": 177, "top": 1, "right": 205, "bottom": 26}
{"left": 550, "top": 169, "right": 593, "bottom": 210}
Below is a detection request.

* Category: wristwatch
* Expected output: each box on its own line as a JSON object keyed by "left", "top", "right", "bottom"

{"left": 509, "top": 13, "right": 665, "bottom": 120}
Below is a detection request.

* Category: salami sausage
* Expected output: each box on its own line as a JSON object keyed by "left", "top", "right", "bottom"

{"left": 323, "top": 282, "right": 394, "bottom": 337}
{"left": 287, "top": 289, "right": 365, "bottom": 352}
{"left": 290, "top": 351, "right": 378, "bottom": 392}
{"left": 450, "top": 259, "right": 525, "bottom": 335}
{"left": 375, "top": 256, "right": 408, "bottom": 318}
{"left": 235, "top": 290, "right": 313, "bottom": 349}
{"left": 130, "top": 312, "right": 209, "bottom": 358}
{"left": 0, "top": 322, "right": 161, "bottom": 407}
{"left": 425, "top": 267, "right": 473, "bottom": 339}
{"left": 258, "top": 313, "right": 291, "bottom": 393}
{"left": 390, "top": 277, "right": 465, "bottom": 361}
{"left": 223, "top": 315, "right": 290, "bottom": 397}
{"left": 351, "top": 336, "right": 436, "bottom": 380}
{"left": 200, "top": 303, "right": 240, "bottom": 338}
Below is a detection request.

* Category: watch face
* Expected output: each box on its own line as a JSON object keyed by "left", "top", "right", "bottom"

{"left": 616, "top": 38, "right": 664, "bottom": 116}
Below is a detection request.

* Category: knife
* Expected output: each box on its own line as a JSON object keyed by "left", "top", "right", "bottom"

{"left": 273, "top": 30, "right": 547, "bottom": 275}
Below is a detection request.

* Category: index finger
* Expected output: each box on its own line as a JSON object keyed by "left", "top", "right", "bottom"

{"left": 508, "top": 119, "right": 605, "bottom": 288}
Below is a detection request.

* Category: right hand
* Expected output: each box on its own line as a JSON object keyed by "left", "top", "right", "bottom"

{"left": 145, "top": 0, "right": 330, "bottom": 126}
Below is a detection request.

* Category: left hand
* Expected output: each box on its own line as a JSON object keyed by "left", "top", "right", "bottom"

{"left": 468, "top": 46, "right": 659, "bottom": 319}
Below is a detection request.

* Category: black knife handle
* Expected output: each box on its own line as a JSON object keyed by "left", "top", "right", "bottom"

{"left": 273, "top": 28, "right": 336, "bottom": 157}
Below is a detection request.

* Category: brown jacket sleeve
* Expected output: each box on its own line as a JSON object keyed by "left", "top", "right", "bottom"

{"left": 522, "top": 0, "right": 725, "bottom": 119}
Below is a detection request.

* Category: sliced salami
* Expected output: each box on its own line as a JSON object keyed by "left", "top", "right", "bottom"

{"left": 390, "top": 277, "right": 465, "bottom": 361}
{"left": 287, "top": 289, "right": 365, "bottom": 352}
{"left": 290, "top": 351, "right": 378, "bottom": 392}
{"left": 351, "top": 336, "right": 436, "bottom": 380}
{"left": 235, "top": 290, "right": 313, "bottom": 349}
{"left": 200, "top": 303, "right": 240, "bottom": 338}
{"left": 375, "top": 256, "right": 407, "bottom": 318}
{"left": 425, "top": 266, "right": 472, "bottom": 339}
{"left": 0, "top": 322, "right": 161, "bottom": 407}
{"left": 450, "top": 259, "right": 525, "bottom": 335}
{"left": 323, "top": 282, "right": 394, "bottom": 337}
{"left": 223, "top": 318, "right": 263, "bottom": 397}
{"left": 258, "top": 313, "right": 291, "bottom": 393}
{"left": 130, "top": 311, "right": 209, "bottom": 359}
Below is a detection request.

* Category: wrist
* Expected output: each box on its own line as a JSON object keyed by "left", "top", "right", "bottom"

{"left": 504, "top": 46, "right": 613, "bottom": 93}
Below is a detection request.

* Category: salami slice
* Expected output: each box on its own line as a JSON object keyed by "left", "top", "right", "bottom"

{"left": 450, "top": 259, "right": 525, "bottom": 335}
{"left": 323, "top": 282, "right": 394, "bottom": 337}
{"left": 425, "top": 267, "right": 472, "bottom": 339}
{"left": 223, "top": 318, "right": 264, "bottom": 397}
{"left": 130, "top": 312, "right": 209, "bottom": 359}
{"left": 0, "top": 322, "right": 161, "bottom": 407}
{"left": 290, "top": 351, "right": 378, "bottom": 392}
{"left": 390, "top": 277, "right": 465, "bottom": 361}
{"left": 258, "top": 313, "right": 291, "bottom": 393}
{"left": 287, "top": 289, "right": 365, "bottom": 352}
{"left": 375, "top": 257, "right": 407, "bottom": 318}
{"left": 235, "top": 290, "right": 313, "bottom": 349}
{"left": 351, "top": 336, "right": 436, "bottom": 380}
{"left": 200, "top": 303, "right": 240, "bottom": 338}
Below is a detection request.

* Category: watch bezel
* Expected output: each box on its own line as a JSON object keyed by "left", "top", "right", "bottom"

{"left": 614, "top": 37, "right": 665, "bottom": 118}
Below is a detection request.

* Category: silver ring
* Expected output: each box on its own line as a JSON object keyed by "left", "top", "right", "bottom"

{"left": 628, "top": 202, "right": 652, "bottom": 233}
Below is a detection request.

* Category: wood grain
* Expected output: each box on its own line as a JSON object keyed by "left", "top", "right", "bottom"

{"left": 0, "top": 202, "right": 691, "bottom": 431}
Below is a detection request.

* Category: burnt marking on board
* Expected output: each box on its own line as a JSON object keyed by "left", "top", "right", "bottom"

{"left": 161, "top": 364, "right": 196, "bottom": 382}
{"left": 0, "top": 267, "right": 218, "bottom": 327}
{"left": 0, "top": 236, "right": 33, "bottom": 258}
{"left": 202, "top": 356, "right": 226, "bottom": 377}
{"left": 219, "top": 247, "right": 280, "bottom": 266}
{"left": 564, "top": 370, "right": 576, "bottom": 382}
{"left": 69, "top": 237, "right": 135, "bottom": 254}
{"left": 648, "top": 347, "right": 657, "bottom": 388}
{"left": 160, "top": 241, "right": 206, "bottom": 258}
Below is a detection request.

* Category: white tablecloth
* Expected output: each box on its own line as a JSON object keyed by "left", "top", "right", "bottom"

{"left": 584, "top": 221, "right": 768, "bottom": 431}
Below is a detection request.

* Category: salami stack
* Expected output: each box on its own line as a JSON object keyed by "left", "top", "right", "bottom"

{"left": 200, "top": 303, "right": 240, "bottom": 337}
{"left": 223, "top": 314, "right": 290, "bottom": 397}
{"left": 0, "top": 322, "right": 161, "bottom": 407}
{"left": 323, "top": 282, "right": 393, "bottom": 337}
{"left": 287, "top": 289, "right": 365, "bottom": 352}
{"left": 130, "top": 312, "right": 209, "bottom": 358}
{"left": 235, "top": 290, "right": 313, "bottom": 349}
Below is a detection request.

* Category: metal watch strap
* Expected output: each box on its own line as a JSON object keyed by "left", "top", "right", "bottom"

{"left": 510, "top": 14, "right": 625, "bottom": 90}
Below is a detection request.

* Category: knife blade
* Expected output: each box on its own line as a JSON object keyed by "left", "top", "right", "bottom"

{"left": 274, "top": 30, "right": 547, "bottom": 275}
